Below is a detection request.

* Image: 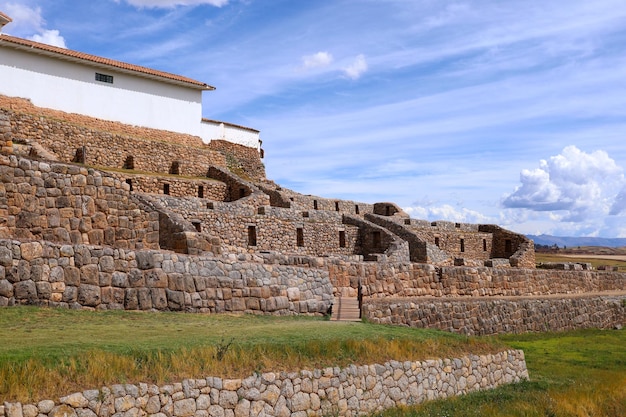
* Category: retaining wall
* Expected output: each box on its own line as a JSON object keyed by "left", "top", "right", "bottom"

{"left": 363, "top": 296, "right": 626, "bottom": 335}
{"left": 0, "top": 350, "right": 528, "bottom": 417}
{"left": 0, "top": 239, "right": 332, "bottom": 315}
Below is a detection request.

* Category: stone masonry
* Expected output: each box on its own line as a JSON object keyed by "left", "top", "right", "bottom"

{"left": 1, "top": 350, "right": 528, "bottom": 417}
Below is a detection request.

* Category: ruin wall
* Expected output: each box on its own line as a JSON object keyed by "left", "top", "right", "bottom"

{"left": 0, "top": 239, "right": 333, "bottom": 315}
{"left": 0, "top": 350, "right": 528, "bottom": 417}
{"left": 0, "top": 155, "right": 158, "bottom": 250}
{"left": 206, "top": 140, "right": 265, "bottom": 181}
{"left": 363, "top": 296, "right": 626, "bottom": 335}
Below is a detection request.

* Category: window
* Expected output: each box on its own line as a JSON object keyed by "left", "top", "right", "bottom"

{"left": 483, "top": 239, "right": 487, "bottom": 251}
{"left": 335, "top": 201, "right": 340, "bottom": 211}
{"left": 460, "top": 238, "right": 465, "bottom": 253}
{"left": 505, "top": 239, "right": 512, "bottom": 253}
{"left": 123, "top": 155, "right": 134, "bottom": 170}
{"left": 313, "top": 200, "right": 318, "bottom": 210}
{"left": 239, "top": 188, "right": 246, "bottom": 198}
{"left": 125, "top": 179, "right": 133, "bottom": 192}
{"left": 435, "top": 237, "right": 440, "bottom": 248}
{"left": 248, "top": 226, "right": 257, "bottom": 246}
{"left": 95, "top": 72, "right": 114, "bottom": 84}
{"left": 163, "top": 183, "right": 170, "bottom": 195}
{"left": 296, "top": 228, "right": 304, "bottom": 247}
{"left": 355, "top": 205, "right": 360, "bottom": 214}
{"left": 198, "top": 185, "right": 204, "bottom": 198}
{"left": 339, "top": 230, "right": 346, "bottom": 248}
{"left": 193, "top": 221, "right": 202, "bottom": 233}
{"left": 372, "top": 231, "right": 381, "bottom": 249}
{"left": 169, "top": 161, "right": 180, "bottom": 175}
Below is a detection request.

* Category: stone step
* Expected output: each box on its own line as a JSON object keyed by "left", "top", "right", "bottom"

{"left": 331, "top": 297, "right": 361, "bottom": 322}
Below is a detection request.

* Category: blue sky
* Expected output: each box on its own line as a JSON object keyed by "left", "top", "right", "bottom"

{"left": 3, "top": 0, "right": 626, "bottom": 238}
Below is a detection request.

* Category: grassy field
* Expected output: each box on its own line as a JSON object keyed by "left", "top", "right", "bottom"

{"left": 536, "top": 252, "right": 626, "bottom": 270}
{"left": 0, "top": 307, "right": 500, "bottom": 403}
{"left": 2, "top": 307, "right": 625, "bottom": 416}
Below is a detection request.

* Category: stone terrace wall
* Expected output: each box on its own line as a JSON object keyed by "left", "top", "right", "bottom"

{"left": 0, "top": 95, "right": 205, "bottom": 147}
{"left": 144, "top": 195, "right": 363, "bottom": 257}
{"left": 328, "top": 261, "right": 626, "bottom": 299}
{"left": 0, "top": 239, "right": 332, "bottom": 315}
{"left": 479, "top": 225, "right": 535, "bottom": 268}
{"left": 0, "top": 350, "right": 528, "bottom": 417}
{"left": 1, "top": 98, "right": 227, "bottom": 178}
{"left": 0, "top": 155, "right": 158, "bottom": 249}
{"left": 363, "top": 296, "right": 626, "bottom": 335}
{"left": 105, "top": 172, "right": 228, "bottom": 201}
{"left": 206, "top": 140, "right": 265, "bottom": 181}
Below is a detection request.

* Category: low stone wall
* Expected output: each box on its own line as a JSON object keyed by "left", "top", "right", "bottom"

{"left": 0, "top": 240, "right": 332, "bottom": 315}
{"left": 0, "top": 350, "right": 528, "bottom": 417}
{"left": 363, "top": 295, "right": 626, "bottom": 335}
{"left": 105, "top": 172, "right": 228, "bottom": 201}
{"left": 206, "top": 140, "right": 265, "bottom": 181}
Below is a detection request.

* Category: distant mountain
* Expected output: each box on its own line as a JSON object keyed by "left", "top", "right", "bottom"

{"left": 527, "top": 234, "right": 626, "bottom": 248}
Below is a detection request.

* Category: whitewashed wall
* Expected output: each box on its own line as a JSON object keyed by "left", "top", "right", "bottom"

{"left": 200, "top": 119, "right": 260, "bottom": 149}
{"left": 0, "top": 46, "right": 204, "bottom": 136}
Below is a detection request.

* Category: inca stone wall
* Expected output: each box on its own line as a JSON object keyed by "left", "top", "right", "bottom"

{"left": 363, "top": 296, "right": 626, "bottom": 335}
{"left": 0, "top": 350, "right": 528, "bottom": 417}
{"left": 106, "top": 172, "right": 228, "bottom": 201}
{"left": 0, "top": 239, "right": 332, "bottom": 315}
{"left": 328, "top": 260, "right": 626, "bottom": 298}
{"left": 206, "top": 140, "right": 266, "bottom": 181}
{"left": 0, "top": 155, "right": 158, "bottom": 249}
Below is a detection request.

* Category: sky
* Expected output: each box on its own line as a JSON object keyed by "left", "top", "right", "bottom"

{"left": 2, "top": 0, "right": 626, "bottom": 238}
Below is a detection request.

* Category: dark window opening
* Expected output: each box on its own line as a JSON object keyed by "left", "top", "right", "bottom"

{"left": 339, "top": 230, "right": 346, "bottom": 248}
{"left": 257, "top": 207, "right": 265, "bottom": 215}
{"left": 355, "top": 205, "right": 360, "bottom": 214}
{"left": 125, "top": 179, "right": 133, "bottom": 192}
{"left": 372, "top": 231, "right": 381, "bottom": 249}
{"left": 239, "top": 188, "right": 246, "bottom": 198}
{"left": 193, "top": 222, "right": 202, "bottom": 233}
{"left": 335, "top": 201, "right": 340, "bottom": 211}
{"left": 198, "top": 185, "right": 204, "bottom": 198}
{"left": 259, "top": 148, "right": 265, "bottom": 159}
{"left": 313, "top": 200, "right": 318, "bottom": 210}
{"left": 483, "top": 239, "right": 487, "bottom": 251}
{"left": 435, "top": 237, "right": 440, "bottom": 247}
{"left": 460, "top": 239, "right": 465, "bottom": 253}
{"left": 169, "top": 161, "right": 181, "bottom": 175}
{"left": 505, "top": 239, "right": 512, "bottom": 253}
{"left": 73, "top": 147, "right": 86, "bottom": 164}
{"left": 206, "top": 202, "right": 214, "bottom": 209}
{"left": 95, "top": 72, "right": 114, "bottom": 83}
{"left": 123, "top": 155, "right": 134, "bottom": 170}
{"left": 302, "top": 211, "right": 309, "bottom": 218}
{"left": 455, "top": 223, "right": 461, "bottom": 228}
{"left": 296, "top": 228, "right": 304, "bottom": 247}
{"left": 248, "top": 226, "right": 257, "bottom": 246}
{"left": 163, "top": 183, "right": 170, "bottom": 195}
{"left": 385, "top": 206, "right": 391, "bottom": 216}
{"left": 404, "top": 219, "right": 411, "bottom": 225}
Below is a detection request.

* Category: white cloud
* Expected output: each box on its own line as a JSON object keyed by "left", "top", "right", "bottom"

{"left": 502, "top": 146, "right": 625, "bottom": 222}
{"left": 301, "top": 51, "right": 333, "bottom": 70}
{"left": 1, "top": 2, "right": 66, "bottom": 47}
{"left": 114, "top": 0, "right": 228, "bottom": 7}
{"left": 29, "top": 29, "right": 66, "bottom": 48}
{"left": 343, "top": 54, "right": 367, "bottom": 79}
{"left": 404, "top": 204, "right": 495, "bottom": 224}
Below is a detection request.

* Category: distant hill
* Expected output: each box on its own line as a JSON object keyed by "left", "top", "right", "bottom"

{"left": 527, "top": 234, "right": 626, "bottom": 248}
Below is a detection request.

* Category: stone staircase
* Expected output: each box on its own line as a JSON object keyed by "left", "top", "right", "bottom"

{"left": 331, "top": 296, "right": 361, "bottom": 322}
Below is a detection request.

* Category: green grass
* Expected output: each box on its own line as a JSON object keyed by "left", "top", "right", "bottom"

{"left": 0, "top": 307, "right": 500, "bottom": 403}
{"left": 375, "top": 329, "right": 626, "bottom": 417}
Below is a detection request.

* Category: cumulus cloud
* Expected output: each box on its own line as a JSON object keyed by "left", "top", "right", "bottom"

{"left": 301, "top": 51, "right": 333, "bottom": 70}
{"left": 343, "top": 54, "right": 367, "bottom": 79}
{"left": 113, "top": 0, "right": 228, "bottom": 7}
{"left": 502, "top": 146, "right": 625, "bottom": 222}
{"left": 30, "top": 29, "right": 66, "bottom": 48}
{"left": 1, "top": 3, "right": 66, "bottom": 47}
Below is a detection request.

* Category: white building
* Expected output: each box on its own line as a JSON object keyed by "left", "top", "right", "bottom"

{"left": 0, "top": 12, "right": 260, "bottom": 149}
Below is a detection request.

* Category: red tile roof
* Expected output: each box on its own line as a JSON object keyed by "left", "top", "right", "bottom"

{"left": 0, "top": 33, "right": 215, "bottom": 90}
{"left": 0, "top": 11, "right": 12, "bottom": 23}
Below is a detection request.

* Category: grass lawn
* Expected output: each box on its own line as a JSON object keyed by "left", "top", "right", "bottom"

{"left": 0, "top": 307, "right": 500, "bottom": 403}
{"left": 3, "top": 307, "right": 625, "bottom": 416}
